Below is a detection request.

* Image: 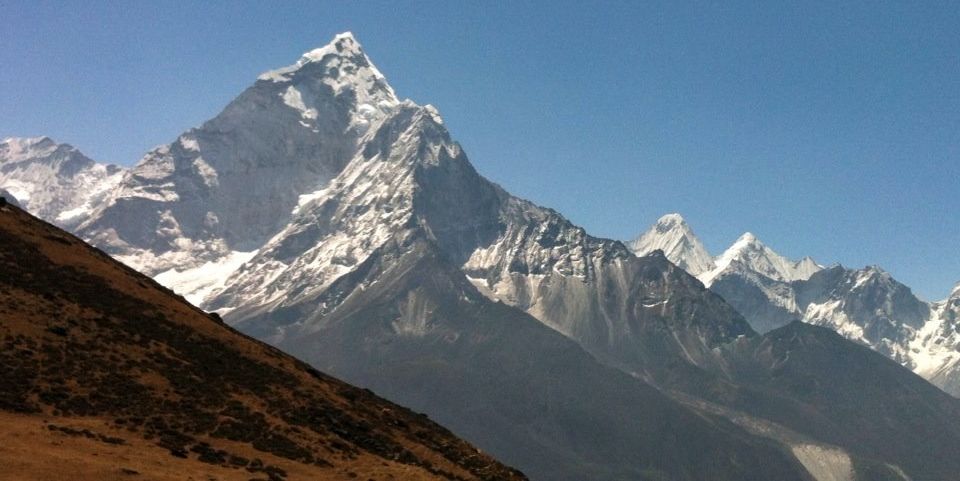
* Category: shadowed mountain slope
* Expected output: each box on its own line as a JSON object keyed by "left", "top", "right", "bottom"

{"left": 716, "top": 321, "right": 960, "bottom": 480}
{"left": 259, "top": 231, "right": 814, "bottom": 481}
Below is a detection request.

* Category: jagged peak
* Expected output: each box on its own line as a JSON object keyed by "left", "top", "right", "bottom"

{"left": 299, "top": 31, "right": 364, "bottom": 64}
{"left": 734, "top": 231, "right": 760, "bottom": 246}
{"left": 629, "top": 212, "right": 715, "bottom": 276}
{"left": 2, "top": 135, "right": 54, "bottom": 147}
{"left": 712, "top": 232, "right": 766, "bottom": 265}
{"left": 655, "top": 212, "right": 687, "bottom": 227}
{"left": 852, "top": 265, "right": 894, "bottom": 281}
{"left": 258, "top": 32, "right": 400, "bottom": 129}
{"left": 860, "top": 264, "right": 888, "bottom": 275}
{"left": 423, "top": 104, "right": 444, "bottom": 125}
{"left": 1, "top": 136, "right": 60, "bottom": 156}
{"left": 258, "top": 32, "right": 393, "bottom": 93}
{"left": 951, "top": 281, "right": 960, "bottom": 298}
{"left": 633, "top": 213, "right": 695, "bottom": 240}
{"left": 702, "top": 231, "right": 822, "bottom": 285}
{"left": 845, "top": 265, "right": 903, "bottom": 291}
{"left": 792, "top": 255, "right": 823, "bottom": 278}
{"left": 721, "top": 232, "right": 771, "bottom": 258}
{"left": 646, "top": 213, "right": 695, "bottom": 237}
{"left": 0, "top": 136, "right": 83, "bottom": 164}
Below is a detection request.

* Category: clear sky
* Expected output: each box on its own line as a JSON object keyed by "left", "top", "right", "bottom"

{"left": 2, "top": 0, "right": 958, "bottom": 300}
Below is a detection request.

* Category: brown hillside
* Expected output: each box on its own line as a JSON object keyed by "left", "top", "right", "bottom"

{"left": 0, "top": 201, "right": 525, "bottom": 481}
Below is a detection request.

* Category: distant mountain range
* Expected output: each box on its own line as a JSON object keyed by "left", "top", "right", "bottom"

{"left": 0, "top": 136, "right": 124, "bottom": 228}
{"left": 630, "top": 213, "right": 960, "bottom": 396}
{"left": 4, "top": 32, "right": 960, "bottom": 480}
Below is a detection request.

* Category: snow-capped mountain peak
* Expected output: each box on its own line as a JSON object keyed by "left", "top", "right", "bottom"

{"left": 77, "top": 32, "right": 409, "bottom": 284}
{"left": 261, "top": 32, "right": 371, "bottom": 79}
{"left": 258, "top": 31, "right": 399, "bottom": 124}
{"left": 701, "top": 231, "right": 820, "bottom": 285}
{"left": 1, "top": 136, "right": 60, "bottom": 161}
{"left": 0, "top": 137, "right": 124, "bottom": 228}
{"left": 653, "top": 212, "right": 686, "bottom": 228}
{"left": 695, "top": 224, "right": 960, "bottom": 397}
{"left": 299, "top": 31, "right": 363, "bottom": 62}
{"left": 794, "top": 256, "right": 821, "bottom": 278}
{"left": 628, "top": 213, "right": 715, "bottom": 276}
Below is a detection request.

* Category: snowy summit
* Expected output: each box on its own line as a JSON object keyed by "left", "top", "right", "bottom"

{"left": 629, "top": 213, "right": 715, "bottom": 276}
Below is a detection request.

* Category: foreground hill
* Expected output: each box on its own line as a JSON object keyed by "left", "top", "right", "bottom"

{"left": 0, "top": 201, "right": 524, "bottom": 481}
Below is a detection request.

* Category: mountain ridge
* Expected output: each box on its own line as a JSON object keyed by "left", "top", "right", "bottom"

{"left": 630, "top": 213, "right": 960, "bottom": 397}
{"left": 0, "top": 136, "right": 124, "bottom": 228}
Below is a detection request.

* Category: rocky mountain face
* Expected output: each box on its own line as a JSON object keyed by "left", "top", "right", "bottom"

{"left": 77, "top": 32, "right": 398, "bottom": 284}
{"left": 0, "top": 201, "right": 526, "bottom": 481}
{"left": 630, "top": 214, "right": 960, "bottom": 397}
{"left": 10, "top": 32, "right": 960, "bottom": 480}
{"left": 796, "top": 266, "right": 931, "bottom": 360}
{"left": 208, "top": 94, "right": 753, "bottom": 385}
{"left": 914, "top": 283, "right": 960, "bottom": 395}
{"left": 0, "top": 136, "right": 124, "bottom": 228}
{"left": 703, "top": 232, "right": 823, "bottom": 334}
{"left": 263, "top": 231, "right": 816, "bottom": 481}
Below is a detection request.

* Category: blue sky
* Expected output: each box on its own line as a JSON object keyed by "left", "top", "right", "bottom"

{"left": 2, "top": 0, "right": 958, "bottom": 299}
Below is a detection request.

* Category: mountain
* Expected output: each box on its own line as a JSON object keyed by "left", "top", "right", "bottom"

{"left": 631, "top": 214, "right": 960, "bottom": 397}
{"left": 177, "top": 35, "right": 960, "bottom": 479}
{"left": 923, "top": 283, "right": 960, "bottom": 394}
{"left": 719, "top": 321, "right": 960, "bottom": 481}
{"left": 629, "top": 218, "right": 821, "bottom": 334}
{"left": 0, "top": 136, "right": 124, "bottom": 228}
{"left": 201, "top": 101, "right": 751, "bottom": 387}
{"left": 703, "top": 232, "right": 822, "bottom": 285}
{"left": 628, "top": 213, "right": 715, "bottom": 276}
{"left": 0, "top": 199, "right": 525, "bottom": 480}
{"left": 263, "top": 231, "right": 816, "bottom": 481}
{"left": 703, "top": 232, "right": 822, "bottom": 333}
{"left": 76, "top": 33, "right": 397, "bottom": 300}
{"left": 57, "top": 33, "right": 751, "bottom": 386}
{"left": 173, "top": 41, "right": 811, "bottom": 479}
{"left": 11, "top": 32, "right": 960, "bottom": 479}
{"left": 796, "top": 266, "right": 930, "bottom": 359}
{"left": 0, "top": 149, "right": 814, "bottom": 481}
